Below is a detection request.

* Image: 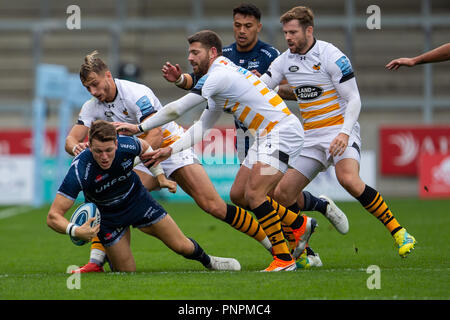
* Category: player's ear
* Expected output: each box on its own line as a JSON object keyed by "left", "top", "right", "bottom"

{"left": 257, "top": 22, "right": 262, "bottom": 33}
{"left": 305, "top": 25, "right": 314, "bottom": 37}
{"left": 104, "top": 70, "right": 113, "bottom": 79}
{"left": 210, "top": 46, "right": 219, "bottom": 59}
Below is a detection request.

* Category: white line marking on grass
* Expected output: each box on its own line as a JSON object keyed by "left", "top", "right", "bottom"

{"left": 0, "top": 206, "right": 31, "bottom": 220}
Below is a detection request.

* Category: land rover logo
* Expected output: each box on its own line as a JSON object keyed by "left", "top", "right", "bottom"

{"left": 294, "top": 85, "right": 323, "bottom": 100}
{"left": 289, "top": 65, "right": 299, "bottom": 72}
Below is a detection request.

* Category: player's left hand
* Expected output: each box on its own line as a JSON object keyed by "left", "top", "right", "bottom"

{"left": 114, "top": 122, "right": 140, "bottom": 135}
{"left": 141, "top": 147, "right": 173, "bottom": 167}
{"left": 329, "top": 133, "right": 349, "bottom": 157}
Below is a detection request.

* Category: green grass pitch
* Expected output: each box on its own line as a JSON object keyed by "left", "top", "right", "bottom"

{"left": 0, "top": 198, "right": 449, "bottom": 300}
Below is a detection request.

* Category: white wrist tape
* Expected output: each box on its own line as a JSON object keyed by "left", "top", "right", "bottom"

{"left": 151, "top": 163, "right": 165, "bottom": 177}
{"left": 175, "top": 74, "right": 185, "bottom": 86}
{"left": 66, "top": 223, "right": 78, "bottom": 237}
{"left": 135, "top": 145, "right": 165, "bottom": 176}
{"left": 72, "top": 145, "right": 78, "bottom": 155}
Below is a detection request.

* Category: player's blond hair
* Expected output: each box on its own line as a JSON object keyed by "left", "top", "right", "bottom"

{"left": 280, "top": 6, "right": 314, "bottom": 29}
{"left": 79, "top": 50, "right": 108, "bottom": 83}
{"left": 88, "top": 120, "right": 117, "bottom": 145}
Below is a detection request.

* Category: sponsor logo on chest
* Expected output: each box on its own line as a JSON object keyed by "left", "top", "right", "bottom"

{"left": 294, "top": 85, "right": 323, "bottom": 100}
{"left": 95, "top": 171, "right": 132, "bottom": 193}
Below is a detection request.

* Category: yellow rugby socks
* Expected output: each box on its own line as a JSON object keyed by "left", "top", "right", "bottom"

{"left": 250, "top": 201, "right": 292, "bottom": 261}
{"left": 224, "top": 204, "right": 271, "bottom": 250}
{"left": 281, "top": 224, "right": 296, "bottom": 252}
{"left": 356, "top": 185, "right": 402, "bottom": 236}
{"left": 266, "top": 196, "right": 303, "bottom": 229}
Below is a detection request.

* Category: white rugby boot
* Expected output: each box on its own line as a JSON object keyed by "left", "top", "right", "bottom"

{"left": 208, "top": 256, "right": 241, "bottom": 271}
{"left": 319, "top": 195, "right": 349, "bottom": 234}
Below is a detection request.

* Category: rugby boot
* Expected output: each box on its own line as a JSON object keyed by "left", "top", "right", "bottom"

{"left": 71, "top": 262, "right": 104, "bottom": 274}
{"left": 319, "top": 195, "right": 349, "bottom": 234}
{"left": 292, "top": 216, "right": 318, "bottom": 259}
{"left": 393, "top": 228, "right": 416, "bottom": 258}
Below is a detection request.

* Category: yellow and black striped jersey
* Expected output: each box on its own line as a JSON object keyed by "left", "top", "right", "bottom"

{"left": 191, "top": 57, "right": 292, "bottom": 136}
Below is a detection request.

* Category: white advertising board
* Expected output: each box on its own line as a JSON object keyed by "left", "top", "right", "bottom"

{"left": 0, "top": 156, "right": 34, "bottom": 205}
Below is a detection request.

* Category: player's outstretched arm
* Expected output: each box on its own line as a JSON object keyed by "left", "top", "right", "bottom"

{"left": 141, "top": 108, "right": 222, "bottom": 168}
{"left": 115, "top": 93, "right": 206, "bottom": 135}
{"left": 386, "top": 42, "right": 450, "bottom": 70}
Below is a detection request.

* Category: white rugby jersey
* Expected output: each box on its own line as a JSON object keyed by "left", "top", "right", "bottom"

{"left": 191, "top": 57, "right": 293, "bottom": 136}
{"left": 78, "top": 78, "right": 184, "bottom": 147}
{"left": 264, "top": 39, "right": 360, "bottom": 144}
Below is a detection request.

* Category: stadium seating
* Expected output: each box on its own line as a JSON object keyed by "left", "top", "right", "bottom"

{"left": 0, "top": 0, "right": 449, "bottom": 102}
{"left": 0, "top": 0, "right": 449, "bottom": 197}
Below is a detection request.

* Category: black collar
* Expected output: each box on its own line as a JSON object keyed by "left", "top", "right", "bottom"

{"left": 301, "top": 38, "right": 317, "bottom": 56}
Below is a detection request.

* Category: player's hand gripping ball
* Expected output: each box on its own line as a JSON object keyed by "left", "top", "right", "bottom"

{"left": 69, "top": 202, "right": 101, "bottom": 246}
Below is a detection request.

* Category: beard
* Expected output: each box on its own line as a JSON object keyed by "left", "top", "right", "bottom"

{"left": 289, "top": 38, "right": 308, "bottom": 54}
{"left": 192, "top": 56, "right": 210, "bottom": 77}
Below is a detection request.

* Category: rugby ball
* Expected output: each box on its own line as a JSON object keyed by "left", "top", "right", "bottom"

{"left": 69, "top": 202, "right": 101, "bottom": 246}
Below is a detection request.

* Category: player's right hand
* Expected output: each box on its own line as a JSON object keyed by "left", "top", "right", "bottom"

{"left": 162, "top": 62, "right": 182, "bottom": 82}
{"left": 75, "top": 217, "right": 100, "bottom": 242}
{"left": 114, "top": 122, "right": 140, "bottom": 135}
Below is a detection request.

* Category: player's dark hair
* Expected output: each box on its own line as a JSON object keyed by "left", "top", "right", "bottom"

{"left": 80, "top": 50, "right": 109, "bottom": 83}
{"left": 233, "top": 3, "right": 261, "bottom": 21}
{"left": 188, "top": 30, "right": 223, "bottom": 55}
{"left": 89, "top": 120, "right": 117, "bottom": 145}
{"left": 280, "top": 6, "right": 314, "bottom": 29}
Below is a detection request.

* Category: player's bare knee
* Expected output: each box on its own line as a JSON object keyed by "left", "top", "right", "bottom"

{"left": 274, "top": 182, "right": 299, "bottom": 206}
{"left": 116, "top": 266, "right": 136, "bottom": 272}
{"left": 112, "top": 261, "right": 136, "bottom": 272}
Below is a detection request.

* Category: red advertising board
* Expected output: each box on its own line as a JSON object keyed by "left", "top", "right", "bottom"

{"left": 0, "top": 127, "right": 236, "bottom": 156}
{"left": 380, "top": 126, "right": 450, "bottom": 176}
{"left": 419, "top": 153, "right": 450, "bottom": 198}
{"left": 0, "top": 129, "right": 57, "bottom": 155}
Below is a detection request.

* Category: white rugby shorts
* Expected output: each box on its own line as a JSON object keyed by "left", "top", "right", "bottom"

{"left": 290, "top": 129, "right": 361, "bottom": 180}
{"left": 133, "top": 147, "right": 199, "bottom": 178}
{"left": 242, "top": 114, "right": 304, "bottom": 173}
